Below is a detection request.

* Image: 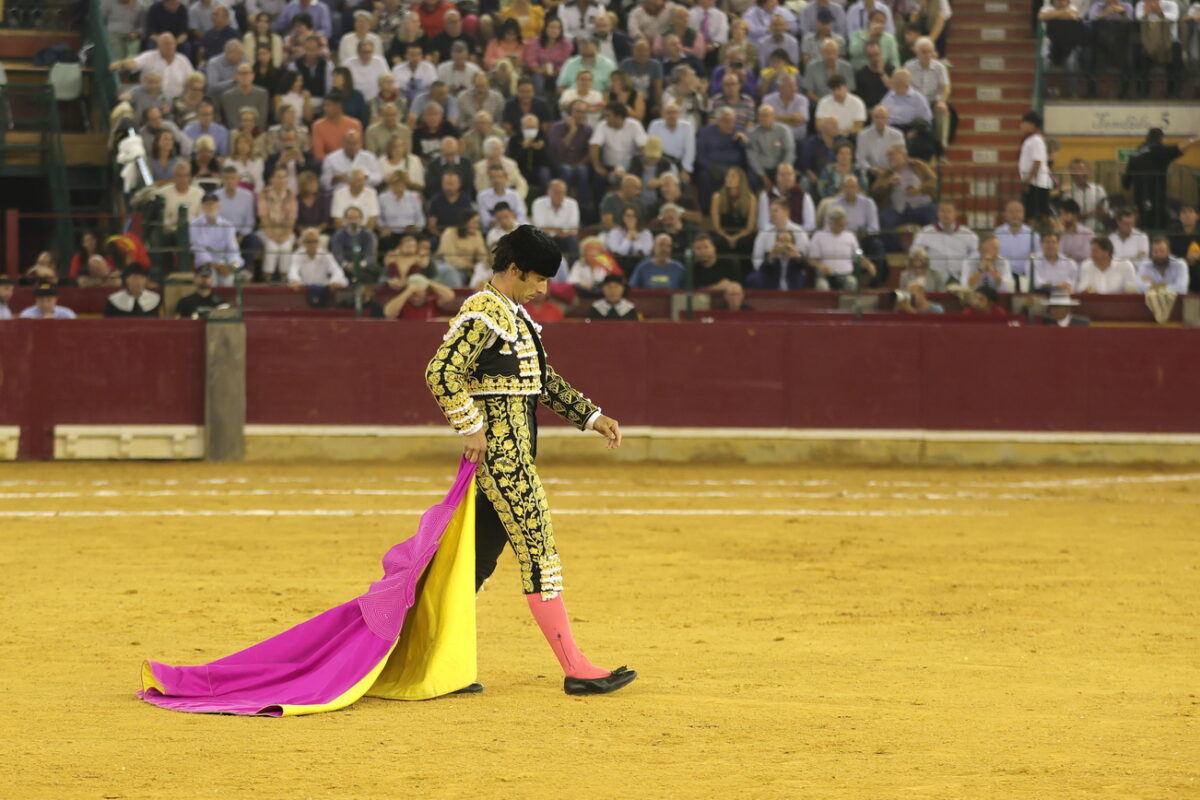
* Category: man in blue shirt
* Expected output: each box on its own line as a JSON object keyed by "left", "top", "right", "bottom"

{"left": 629, "top": 234, "right": 686, "bottom": 289}
{"left": 1138, "top": 237, "right": 1190, "bottom": 294}
{"left": 191, "top": 192, "right": 244, "bottom": 286}
{"left": 273, "top": 0, "right": 333, "bottom": 38}
{"left": 994, "top": 199, "right": 1041, "bottom": 284}
{"left": 695, "top": 107, "right": 748, "bottom": 207}
{"left": 182, "top": 101, "right": 229, "bottom": 156}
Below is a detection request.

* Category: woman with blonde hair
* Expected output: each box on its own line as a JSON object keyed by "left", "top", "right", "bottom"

{"left": 226, "top": 131, "right": 265, "bottom": 192}
{"left": 257, "top": 166, "right": 299, "bottom": 280}
{"left": 380, "top": 134, "right": 425, "bottom": 190}
{"left": 489, "top": 57, "right": 519, "bottom": 98}
{"left": 710, "top": 166, "right": 757, "bottom": 258}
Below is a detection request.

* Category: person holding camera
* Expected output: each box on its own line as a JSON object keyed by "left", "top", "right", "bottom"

{"left": 753, "top": 229, "right": 812, "bottom": 289}
{"left": 893, "top": 281, "right": 944, "bottom": 314}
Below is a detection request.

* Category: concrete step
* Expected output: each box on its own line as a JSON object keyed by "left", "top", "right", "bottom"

{"left": 949, "top": 54, "right": 1038, "bottom": 71}
{"left": 949, "top": 132, "right": 1026, "bottom": 147}
{"left": 942, "top": 40, "right": 1037, "bottom": 54}
{"left": 960, "top": 115, "right": 1024, "bottom": 132}
{"left": 954, "top": 100, "right": 1037, "bottom": 116}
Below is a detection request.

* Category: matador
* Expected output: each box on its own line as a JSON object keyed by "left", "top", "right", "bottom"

{"left": 425, "top": 225, "right": 638, "bottom": 696}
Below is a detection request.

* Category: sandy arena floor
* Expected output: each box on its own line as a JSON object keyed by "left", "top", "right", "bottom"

{"left": 0, "top": 459, "right": 1197, "bottom": 800}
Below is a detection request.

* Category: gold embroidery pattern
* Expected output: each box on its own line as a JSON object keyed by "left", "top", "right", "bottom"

{"left": 425, "top": 315, "right": 494, "bottom": 434}
{"left": 475, "top": 395, "right": 563, "bottom": 598}
{"left": 540, "top": 365, "right": 599, "bottom": 430}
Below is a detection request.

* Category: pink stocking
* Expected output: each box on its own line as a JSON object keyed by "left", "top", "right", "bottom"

{"left": 525, "top": 594, "right": 609, "bottom": 679}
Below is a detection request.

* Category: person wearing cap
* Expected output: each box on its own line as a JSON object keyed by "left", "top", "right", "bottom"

{"left": 425, "top": 224, "right": 635, "bottom": 697}
{"left": 19, "top": 283, "right": 77, "bottom": 319}
{"left": 587, "top": 273, "right": 640, "bottom": 320}
{"left": 191, "top": 192, "right": 245, "bottom": 286}
{"left": 175, "top": 266, "right": 227, "bottom": 318}
{"left": 104, "top": 266, "right": 163, "bottom": 317}
{"left": 1041, "top": 292, "right": 1090, "bottom": 327}
{"left": 0, "top": 275, "right": 14, "bottom": 320}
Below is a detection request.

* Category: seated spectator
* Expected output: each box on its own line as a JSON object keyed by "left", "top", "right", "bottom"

{"left": 378, "top": 134, "right": 424, "bottom": 190}
{"left": 963, "top": 233, "right": 1016, "bottom": 293}
{"left": 815, "top": 75, "right": 867, "bottom": 137}
{"left": 896, "top": 246, "right": 946, "bottom": 291}
{"left": 749, "top": 230, "right": 811, "bottom": 289}
{"left": 761, "top": 73, "right": 809, "bottom": 150}
{"left": 485, "top": 202, "right": 524, "bottom": 249}
{"left": 754, "top": 14, "right": 799, "bottom": 69}
{"left": 174, "top": 266, "right": 226, "bottom": 317}
{"left": 662, "top": 64, "right": 707, "bottom": 133}
{"left": 507, "top": 113, "right": 553, "bottom": 194}
{"left": 288, "top": 227, "right": 348, "bottom": 295}
{"left": 369, "top": 75, "right": 407, "bottom": 124}
{"left": 244, "top": 11, "right": 284, "bottom": 69}
{"left": 752, "top": 196, "right": 810, "bottom": 269}
{"left": 994, "top": 200, "right": 1041, "bottom": 288}
{"left": 590, "top": 102, "right": 649, "bottom": 186}
{"left": 292, "top": 29, "right": 333, "bottom": 111}
{"left": 104, "top": 266, "right": 161, "bottom": 317}
{"left": 296, "top": 169, "right": 332, "bottom": 234}
{"left": 912, "top": 200, "right": 978, "bottom": 284}
{"left": 872, "top": 145, "right": 937, "bottom": 246}
{"left": 157, "top": 162, "right": 205, "bottom": 238}
{"left": 849, "top": 9, "right": 899, "bottom": 70}
{"left": 171, "top": 71, "right": 211, "bottom": 128}
{"left": 1056, "top": 199, "right": 1094, "bottom": 263}
{"left": 620, "top": 36, "right": 665, "bottom": 112}
{"left": 588, "top": 274, "right": 640, "bottom": 319}
{"left": 1077, "top": 236, "right": 1139, "bottom": 293}
{"left": 646, "top": 102, "right": 696, "bottom": 181}
{"left": 799, "top": 5, "right": 844, "bottom": 64}
{"left": 1039, "top": 0, "right": 1085, "bottom": 97}
{"left": 383, "top": 273, "right": 456, "bottom": 320}
{"left": 880, "top": 68, "right": 932, "bottom": 131}
{"left": 427, "top": 173, "right": 472, "bottom": 237}
{"left": 266, "top": 103, "right": 311, "bottom": 156}
{"left": 330, "top": 68, "right": 370, "bottom": 131}
{"left": 474, "top": 136, "right": 528, "bottom": 197}
{"left": 809, "top": 206, "right": 866, "bottom": 290}
{"left": 819, "top": 142, "right": 868, "bottom": 199}
{"left": 502, "top": 77, "right": 554, "bottom": 136}
{"left": 721, "top": 280, "right": 753, "bottom": 311}
{"left": 485, "top": 19, "right": 528, "bottom": 70}
{"left": 111, "top": 33, "right": 194, "bottom": 101}
{"left": 524, "top": 291, "right": 566, "bottom": 324}
{"left": 710, "top": 166, "right": 757, "bottom": 259}
{"left": 962, "top": 285, "right": 1007, "bottom": 316}
{"left": 425, "top": 136, "right": 472, "bottom": 201}
{"left": 1032, "top": 231, "right": 1080, "bottom": 293}
{"left": 524, "top": 18, "right": 573, "bottom": 88}
{"left": 460, "top": 110, "right": 508, "bottom": 168}
{"left": 804, "top": 38, "right": 855, "bottom": 104}
{"left": 757, "top": 163, "right": 816, "bottom": 232}
{"left": 828, "top": 176, "right": 885, "bottom": 282}
{"left": 1167, "top": 204, "right": 1200, "bottom": 290}
{"left": 346, "top": 41, "right": 390, "bottom": 106}
{"left": 311, "top": 93, "right": 363, "bottom": 162}
{"left": 746, "top": 105, "right": 795, "bottom": 193}
{"left": 331, "top": 207, "right": 379, "bottom": 282}
{"left": 215, "top": 165, "right": 258, "bottom": 264}
{"left": 532, "top": 180, "right": 582, "bottom": 261}
{"left": 558, "top": 35, "right": 618, "bottom": 92}
{"left": 200, "top": 5, "right": 241, "bottom": 66}
{"left": 23, "top": 251, "right": 58, "bottom": 284}
{"left": 628, "top": 137, "right": 677, "bottom": 208}
{"left": 378, "top": 171, "right": 426, "bottom": 253}
{"left": 893, "top": 281, "right": 944, "bottom": 313}
{"left": 331, "top": 169, "right": 380, "bottom": 229}
{"left": 436, "top": 211, "right": 488, "bottom": 277}
{"left": 257, "top": 167, "right": 299, "bottom": 281}
{"left": 218, "top": 63, "right": 269, "bottom": 128}
{"left": 857, "top": 105, "right": 905, "bottom": 181}
{"left": 439, "top": 41, "right": 482, "bottom": 96}
{"left": 191, "top": 191, "right": 244, "bottom": 286}
{"left": 320, "top": 129, "right": 382, "bottom": 191}
{"left": 656, "top": 172, "right": 703, "bottom": 225}
{"left": 600, "top": 174, "right": 646, "bottom": 229}
{"left": 382, "top": 234, "right": 428, "bottom": 290}
{"left": 606, "top": 205, "right": 654, "bottom": 272}
{"left": 711, "top": 71, "right": 757, "bottom": 132}
{"left": 629, "top": 233, "right": 686, "bottom": 289}
{"left": 20, "top": 282, "right": 76, "bottom": 319}
{"left": 569, "top": 236, "right": 622, "bottom": 296}
{"left": 413, "top": 102, "right": 460, "bottom": 161}
{"left": 904, "top": 37, "right": 951, "bottom": 147}
{"left": 654, "top": 204, "right": 697, "bottom": 258}
{"left": 691, "top": 232, "right": 741, "bottom": 289}
{"left": 426, "top": 7, "right": 476, "bottom": 61}
{"left": 1061, "top": 158, "right": 1109, "bottom": 228}
{"left": 1110, "top": 208, "right": 1150, "bottom": 261}
{"left": 148, "top": 128, "right": 182, "bottom": 185}
{"left": 1041, "top": 292, "right": 1089, "bottom": 326}
{"left": 608, "top": 69, "right": 648, "bottom": 126}
{"left": 695, "top": 107, "right": 749, "bottom": 207}
{"left": 104, "top": 0, "right": 147, "bottom": 62}
{"left": 393, "top": 41, "right": 438, "bottom": 101}
{"left": 758, "top": 47, "right": 801, "bottom": 100}
{"left": 339, "top": 9, "right": 383, "bottom": 64}
{"left": 128, "top": 71, "right": 173, "bottom": 122}
{"left": 383, "top": 10, "right": 424, "bottom": 65}
{"left": 479, "top": 163, "right": 528, "bottom": 229}
{"left": 1133, "top": 0, "right": 1184, "bottom": 96}
{"left": 719, "top": 22, "right": 759, "bottom": 76}
{"left": 411, "top": 82, "right": 461, "bottom": 130}
{"left": 70, "top": 231, "right": 118, "bottom": 286}
{"left": 183, "top": 101, "right": 230, "bottom": 156}
{"left": 226, "top": 131, "right": 265, "bottom": 192}
{"left": 1137, "top": 236, "right": 1190, "bottom": 293}
{"left": 802, "top": 116, "right": 847, "bottom": 188}
{"left": 458, "top": 74, "right": 506, "bottom": 131}
{"left": 559, "top": 69, "right": 605, "bottom": 129}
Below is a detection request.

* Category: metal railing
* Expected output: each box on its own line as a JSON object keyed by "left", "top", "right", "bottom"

{"left": 83, "top": 0, "right": 121, "bottom": 133}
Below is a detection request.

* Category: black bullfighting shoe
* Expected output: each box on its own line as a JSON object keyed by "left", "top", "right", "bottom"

{"left": 451, "top": 682, "right": 484, "bottom": 694}
{"left": 563, "top": 666, "right": 638, "bottom": 696}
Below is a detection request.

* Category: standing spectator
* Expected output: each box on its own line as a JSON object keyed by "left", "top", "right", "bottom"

{"left": 1137, "top": 236, "right": 1190, "bottom": 293}
{"left": 1077, "top": 236, "right": 1140, "bottom": 293}
{"left": 191, "top": 191, "right": 244, "bottom": 285}
{"left": 104, "top": 266, "right": 162, "bottom": 317}
{"left": 1032, "top": 231, "right": 1081, "bottom": 293}
{"left": 629, "top": 233, "right": 686, "bottom": 289}
{"left": 588, "top": 274, "right": 640, "bottom": 319}
{"left": 809, "top": 207, "right": 865, "bottom": 290}
{"left": 746, "top": 105, "right": 795, "bottom": 193}
{"left": 879, "top": 68, "right": 932, "bottom": 130}
{"left": 1124, "top": 128, "right": 1200, "bottom": 232}
{"left": 273, "top": 0, "right": 333, "bottom": 38}
{"left": 995, "top": 199, "right": 1041, "bottom": 285}
{"left": 757, "top": 163, "right": 816, "bottom": 232}
{"left": 257, "top": 166, "right": 298, "bottom": 281}
{"left": 1110, "top": 208, "right": 1151, "bottom": 261}
{"left": 157, "top": 161, "right": 205, "bottom": 237}
{"left": 963, "top": 233, "right": 1016, "bottom": 292}
{"left": 331, "top": 169, "right": 381, "bottom": 229}
{"left": 288, "top": 228, "right": 347, "bottom": 291}
{"left": 854, "top": 42, "right": 895, "bottom": 110}
{"left": 857, "top": 104, "right": 905, "bottom": 180}
{"left": 218, "top": 63, "right": 270, "bottom": 127}
{"left": 19, "top": 283, "right": 76, "bottom": 319}
{"left": 1056, "top": 199, "right": 1095, "bottom": 262}
{"left": 1018, "top": 111, "right": 1053, "bottom": 224}
{"left": 111, "top": 33, "right": 195, "bottom": 101}
{"left": 330, "top": 207, "right": 379, "bottom": 282}
{"left": 174, "top": 266, "right": 224, "bottom": 317}
{"left": 872, "top": 145, "right": 937, "bottom": 246}
{"left": 709, "top": 166, "right": 757, "bottom": 259}
{"left": 1060, "top": 158, "right": 1109, "bottom": 229}
{"left": 904, "top": 36, "right": 951, "bottom": 148}
{"left": 320, "top": 129, "right": 382, "bottom": 190}
{"left": 103, "top": 0, "right": 148, "bottom": 61}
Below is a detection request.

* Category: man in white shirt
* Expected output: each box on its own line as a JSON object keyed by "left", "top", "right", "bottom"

{"left": 628, "top": 0, "right": 677, "bottom": 44}
{"left": 1109, "top": 208, "right": 1150, "bottom": 261}
{"left": 645, "top": 103, "right": 696, "bottom": 179}
{"left": 331, "top": 169, "right": 380, "bottom": 229}
{"left": 391, "top": 41, "right": 437, "bottom": 101}
{"left": 810, "top": 207, "right": 865, "bottom": 290}
{"left": 752, "top": 197, "right": 810, "bottom": 268}
{"left": 157, "top": 161, "right": 205, "bottom": 236}
{"left": 994, "top": 199, "right": 1041, "bottom": 286}
{"left": 111, "top": 33, "right": 194, "bottom": 100}
{"left": 477, "top": 164, "right": 528, "bottom": 228}
{"left": 1031, "top": 231, "right": 1079, "bottom": 292}
{"left": 345, "top": 40, "right": 389, "bottom": 103}
{"left": 1019, "top": 111, "right": 1053, "bottom": 223}
{"left": 904, "top": 37, "right": 951, "bottom": 146}
{"left": 856, "top": 104, "right": 905, "bottom": 179}
{"left": 288, "top": 227, "right": 348, "bottom": 288}
{"left": 1077, "top": 237, "right": 1139, "bottom": 294}
{"left": 962, "top": 233, "right": 1016, "bottom": 293}
{"left": 531, "top": 179, "right": 582, "bottom": 259}
{"left": 814, "top": 75, "right": 867, "bottom": 137}
{"left": 560, "top": 0, "right": 603, "bottom": 42}
{"left": 320, "top": 129, "right": 383, "bottom": 190}
{"left": 846, "top": 0, "right": 896, "bottom": 35}
{"left": 337, "top": 9, "right": 382, "bottom": 64}
{"left": 1062, "top": 158, "right": 1109, "bottom": 228}
{"left": 912, "top": 200, "right": 979, "bottom": 284}
{"left": 1137, "top": 236, "right": 1190, "bottom": 293}
{"left": 437, "top": 42, "right": 481, "bottom": 96}
{"left": 589, "top": 102, "right": 648, "bottom": 182}
{"left": 689, "top": 0, "right": 729, "bottom": 66}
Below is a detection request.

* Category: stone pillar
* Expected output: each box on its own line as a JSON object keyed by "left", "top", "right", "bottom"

{"left": 205, "top": 310, "right": 246, "bottom": 461}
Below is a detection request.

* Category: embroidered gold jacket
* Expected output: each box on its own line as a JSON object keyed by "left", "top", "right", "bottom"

{"left": 425, "top": 284, "right": 601, "bottom": 435}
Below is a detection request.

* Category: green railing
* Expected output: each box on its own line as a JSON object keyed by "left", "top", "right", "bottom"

{"left": 84, "top": 0, "right": 121, "bottom": 132}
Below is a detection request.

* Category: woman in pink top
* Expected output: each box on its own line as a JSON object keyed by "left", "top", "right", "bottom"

{"left": 524, "top": 17, "right": 573, "bottom": 85}
{"left": 484, "top": 19, "right": 526, "bottom": 70}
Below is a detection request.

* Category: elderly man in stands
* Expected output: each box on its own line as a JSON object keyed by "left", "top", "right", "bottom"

{"left": 880, "top": 68, "right": 931, "bottom": 131}
{"left": 111, "top": 32, "right": 194, "bottom": 100}
{"left": 757, "top": 13, "right": 801, "bottom": 69}
{"left": 872, "top": 144, "right": 937, "bottom": 250}
{"left": 963, "top": 232, "right": 1016, "bottom": 293}
{"left": 646, "top": 102, "right": 695, "bottom": 182}
{"left": 289, "top": 227, "right": 347, "bottom": 293}
{"left": 695, "top": 107, "right": 749, "bottom": 207}
{"left": 1137, "top": 237, "right": 1190, "bottom": 294}
{"left": 752, "top": 197, "right": 810, "bottom": 269}
{"left": 912, "top": 201, "right": 978, "bottom": 285}
{"left": 366, "top": 102, "right": 411, "bottom": 157}
{"left": 532, "top": 179, "right": 582, "bottom": 260}
{"left": 330, "top": 206, "right": 379, "bottom": 282}
{"left": 217, "top": 62, "right": 269, "bottom": 128}
{"left": 127, "top": 71, "right": 172, "bottom": 121}
{"left": 205, "top": 39, "right": 245, "bottom": 96}
{"left": 804, "top": 38, "right": 856, "bottom": 104}
{"left": 994, "top": 199, "right": 1041, "bottom": 289}
{"left": 320, "top": 129, "right": 382, "bottom": 191}
{"left": 1077, "top": 236, "right": 1139, "bottom": 293}
{"left": 629, "top": 233, "right": 686, "bottom": 289}
{"left": 746, "top": 105, "right": 795, "bottom": 194}
{"left": 757, "top": 163, "right": 816, "bottom": 232}
{"left": 191, "top": 191, "right": 244, "bottom": 286}
{"left": 338, "top": 8, "right": 382, "bottom": 63}
{"left": 629, "top": 0, "right": 677, "bottom": 44}
{"left": 462, "top": 109, "right": 508, "bottom": 163}
{"left": 599, "top": 174, "right": 645, "bottom": 229}
{"left": 810, "top": 206, "right": 869, "bottom": 290}
{"left": 761, "top": 73, "right": 809, "bottom": 150}
{"left": 856, "top": 104, "right": 905, "bottom": 181}
{"left": 157, "top": 161, "right": 204, "bottom": 238}
{"left": 458, "top": 73, "right": 505, "bottom": 128}
{"left": 346, "top": 40, "right": 390, "bottom": 104}
{"left": 814, "top": 75, "right": 867, "bottom": 137}
{"left": 331, "top": 169, "right": 380, "bottom": 229}
{"left": 904, "top": 37, "right": 951, "bottom": 147}
{"left": 1031, "top": 231, "right": 1080, "bottom": 293}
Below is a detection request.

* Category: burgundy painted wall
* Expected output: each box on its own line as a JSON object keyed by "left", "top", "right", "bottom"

{"left": 3, "top": 319, "right": 1200, "bottom": 460}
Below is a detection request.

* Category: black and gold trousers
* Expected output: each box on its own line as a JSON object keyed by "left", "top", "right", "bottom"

{"left": 472, "top": 394, "right": 564, "bottom": 599}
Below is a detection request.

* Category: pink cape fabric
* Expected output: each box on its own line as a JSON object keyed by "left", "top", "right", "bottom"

{"left": 137, "top": 459, "right": 477, "bottom": 716}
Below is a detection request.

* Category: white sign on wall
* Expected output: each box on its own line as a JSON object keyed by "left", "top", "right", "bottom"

{"left": 1044, "top": 103, "right": 1200, "bottom": 138}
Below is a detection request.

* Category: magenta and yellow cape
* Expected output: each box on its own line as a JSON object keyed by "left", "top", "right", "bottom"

{"left": 138, "top": 460, "right": 478, "bottom": 716}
